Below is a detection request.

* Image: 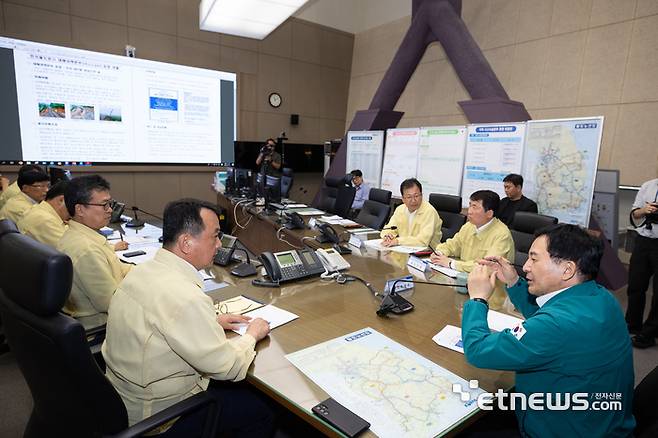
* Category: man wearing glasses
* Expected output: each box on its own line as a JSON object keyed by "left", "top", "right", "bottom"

{"left": 57, "top": 175, "right": 132, "bottom": 329}
{"left": 430, "top": 190, "right": 515, "bottom": 309}
{"left": 381, "top": 178, "right": 442, "bottom": 248}
{"left": 18, "top": 180, "right": 70, "bottom": 247}
{"left": 0, "top": 168, "right": 50, "bottom": 224}
{"left": 0, "top": 164, "right": 45, "bottom": 211}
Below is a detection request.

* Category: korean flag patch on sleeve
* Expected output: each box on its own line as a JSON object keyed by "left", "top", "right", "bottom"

{"left": 510, "top": 322, "right": 527, "bottom": 341}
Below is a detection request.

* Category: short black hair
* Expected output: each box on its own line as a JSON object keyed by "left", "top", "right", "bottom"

{"left": 17, "top": 169, "right": 49, "bottom": 189}
{"left": 18, "top": 164, "right": 46, "bottom": 176}
{"left": 64, "top": 175, "right": 111, "bottom": 217}
{"left": 350, "top": 169, "right": 363, "bottom": 178}
{"left": 470, "top": 190, "right": 500, "bottom": 214}
{"left": 535, "top": 224, "right": 603, "bottom": 280}
{"left": 400, "top": 178, "right": 422, "bottom": 196}
{"left": 45, "top": 180, "right": 68, "bottom": 201}
{"left": 162, "top": 198, "right": 219, "bottom": 247}
{"left": 503, "top": 173, "right": 524, "bottom": 187}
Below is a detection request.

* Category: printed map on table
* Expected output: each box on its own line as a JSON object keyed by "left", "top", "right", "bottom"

{"left": 286, "top": 328, "right": 483, "bottom": 438}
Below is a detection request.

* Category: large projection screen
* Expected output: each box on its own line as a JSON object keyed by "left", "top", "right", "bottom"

{"left": 0, "top": 36, "right": 236, "bottom": 165}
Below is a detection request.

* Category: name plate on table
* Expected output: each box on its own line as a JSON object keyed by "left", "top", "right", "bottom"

{"left": 407, "top": 255, "right": 429, "bottom": 272}
{"left": 348, "top": 234, "right": 364, "bottom": 248}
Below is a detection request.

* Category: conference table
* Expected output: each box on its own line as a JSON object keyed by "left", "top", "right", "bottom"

{"left": 209, "top": 193, "right": 516, "bottom": 437}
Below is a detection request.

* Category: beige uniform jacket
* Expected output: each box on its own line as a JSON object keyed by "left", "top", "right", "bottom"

{"left": 436, "top": 218, "right": 515, "bottom": 308}
{"left": 56, "top": 220, "right": 131, "bottom": 328}
{"left": 102, "top": 248, "right": 257, "bottom": 426}
{"left": 18, "top": 201, "right": 68, "bottom": 247}
{"left": 0, "top": 181, "right": 20, "bottom": 211}
{"left": 0, "top": 191, "right": 36, "bottom": 224}
{"left": 380, "top": 200, "right": 443, "bottom": 248}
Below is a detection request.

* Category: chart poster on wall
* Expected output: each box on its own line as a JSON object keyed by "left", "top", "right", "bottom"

{"left": 521, "top": 117, "right": 603, "bottom": 227}
{"left": 461, "top": 123, "right": 526, "bottom": 207}
{"left": 380, "top": 128, "right": 420, "bottom": 194}
{"left": 417, "top": 126, "right": 467, "bottom": 199}
{"left": 345, "top": 130, "right": 384, "bottom": 189}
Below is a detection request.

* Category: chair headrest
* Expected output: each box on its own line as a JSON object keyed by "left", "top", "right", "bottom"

{"left": 0, "top": 232, "right": 72, "bottom": 316}
{"left": 324, "top": 176, "right": 341, "bottom": 188}
{"left": 429, "top": 194, "right": 462, "bottom": 213}
{"left": 512, "top": 212, "right": 558, "bottom": 234}
{"left": 369, "top": 188, "right": 391, "bottom": 204}
{"left": 0, "top": 219, "right": 19, "bottom": 237}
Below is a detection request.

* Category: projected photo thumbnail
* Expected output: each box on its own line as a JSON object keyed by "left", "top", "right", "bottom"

{"left": 38, "top": 102, "right": 65, "bottom": 118}
{"left": 99, "top": 106, "right": 122, "bottom": 122}
{"left": 70, "top": 104, "right": 95, "bottom": 120}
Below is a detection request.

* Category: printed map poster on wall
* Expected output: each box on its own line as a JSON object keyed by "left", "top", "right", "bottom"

{"left": 380, "top": 128, "right": 420, "bottom": 194}
{"left": 345, "top": 131, "right": 385, "bottom": 188}
{"left": 521, "top": 117, "right": 603, "bottom": 227}
{"left": 461, "top": 123, "right": 526, "bottom": 207}
{"left": 417, "top": 126, "right": 467, "bottom": 199}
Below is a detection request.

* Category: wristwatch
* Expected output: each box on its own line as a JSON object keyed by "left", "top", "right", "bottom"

{"left": 471, "top": 297, "right": 489, "bottom": 309}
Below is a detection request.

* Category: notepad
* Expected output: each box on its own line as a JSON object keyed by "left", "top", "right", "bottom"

{"left": 214, "top": 295, "right": 264, "bottom": 315}
{"left": 232, "top": 305, "right": 299, "bottom": 336}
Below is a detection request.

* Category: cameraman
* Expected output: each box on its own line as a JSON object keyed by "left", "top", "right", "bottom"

{"left": 626, "top": 176, "right": 658, "bottom": 348}
{"left": 255, "top": 138, "right": 281, "bottom": 176}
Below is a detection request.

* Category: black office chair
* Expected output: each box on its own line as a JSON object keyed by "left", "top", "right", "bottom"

{"left": 634, "top": 365, "right": 658, "bottom": 437}
{"left": 0, "top": 231, "right": 218, "bottom": 438}
{"left": 355, "top": 188, "right": 392, "bottom": 230}
{"left": 281, "top": 175, "right": 293, "bottom": 198}
{"left": 317, "top": 176, "right": 341, "bottom": 213}
{"left": 0, "top": 219, "right": 18, "bottom": 355}
{"left": 428, "top": 194, "right": 466, "bottom": 242}
{"left": 334, "top": 185, "right": 356, "bottom": 218}
{"left": 509, "top": 211, "right": 559, "bottom": 276}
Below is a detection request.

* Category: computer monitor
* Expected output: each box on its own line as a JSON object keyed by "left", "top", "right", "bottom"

{"left": 48, "top": 166, "right": 72, "bottom": 185}
{"left": 265, "top": 175, "right": 282, "bottom": 204}
{"left": 234, "top": 168, "right": 251, "bottom": 192}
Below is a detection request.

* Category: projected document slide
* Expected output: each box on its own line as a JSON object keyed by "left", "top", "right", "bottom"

{"left": 0, "top": 36, "right": 235, "bottom": 164}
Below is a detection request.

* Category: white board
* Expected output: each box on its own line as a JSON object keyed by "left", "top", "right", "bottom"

{"left": 417, "top": 126, "right": 467, "bottom": 199}
{"left": 380, "top": 128, "right": 420, "bottom": 195}
{"left": 461, "top": 123, "right": 526, "bottom": 207}
{"left": 521, "top": 117, "right": 604, "bottom": 227}
{"left": 345, "top": 130, "right": 384, "bottom": 188}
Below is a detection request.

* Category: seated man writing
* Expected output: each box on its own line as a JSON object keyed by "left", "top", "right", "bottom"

{"left": 430, "top": 190, "right": 514, "bottom": 308}
{"left": 380, "top": 178, "right": 442, "bottom": 248}
{"left": 463, "top": 224, "right": 635, "bottom": 437}
{"left": 102, "top": 199, "right": 273, "bottom": 436}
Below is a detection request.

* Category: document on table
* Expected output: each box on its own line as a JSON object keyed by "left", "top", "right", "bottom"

{"left": 116, "top": 244, "right": 160, "bottom": 264}
{"left": 364, "top": 238, "right": 426, "bottom": 254}
{"left": 433, "top": 311, "right": 524, "bottom": 354}
{"left": 232, "top": 305, "right": 299, "bottom": 336}
{"left": 291, "top": 208, "right": 325, "bottom": 216}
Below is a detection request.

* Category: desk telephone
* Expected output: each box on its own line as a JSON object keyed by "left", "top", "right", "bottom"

{"left": 213, "top": 234, "right": 238, "bottom": 266}
{"left": 259, "top": 248, "right": 349, "bottom": 283}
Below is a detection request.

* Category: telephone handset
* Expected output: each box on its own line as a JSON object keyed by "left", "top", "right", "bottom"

{"left": 316, "top": 248, "right": 350, "bottom": 272}
{"left": 316, "top": 223, "right": 340, "bottom": 244}
{"left": 213, "top": 234, "right": 238, "bottom": 266}
{"left": 284, "top": 212, "right": 306, "bottom": 230}
{"left": 259, "top": 248, "right": 325, "bottom": 283}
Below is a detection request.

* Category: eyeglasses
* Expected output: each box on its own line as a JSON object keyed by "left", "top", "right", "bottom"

{"left": 82, "top": 199, "right": 117, "bottom": 210}
{"left": 28, "top": 183, "right": 50, "bottom": 190}
{"left": 402, "top": 194, "right": 422, "bottom": 201}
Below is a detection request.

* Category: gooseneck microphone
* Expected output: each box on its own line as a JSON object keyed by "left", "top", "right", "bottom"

{"left": 376, "top": 279, "right": 469, "bottom": 317}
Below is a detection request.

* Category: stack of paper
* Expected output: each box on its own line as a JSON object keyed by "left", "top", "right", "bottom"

{"left": 432, "top": 310, "right": 524, "bottom": 354}
{"left": 364, "top": 238, "right": 426, "bottom": 254}
{"left": 232, "top": 305, "right": 299, "bottom": 336}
